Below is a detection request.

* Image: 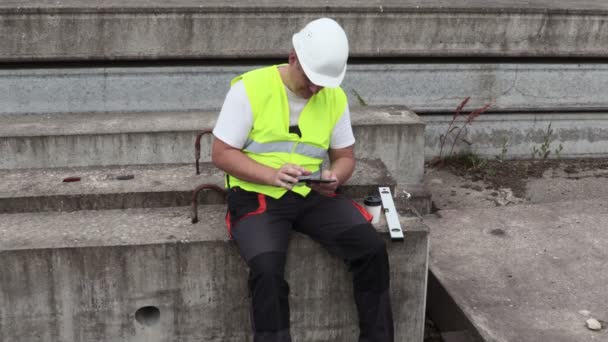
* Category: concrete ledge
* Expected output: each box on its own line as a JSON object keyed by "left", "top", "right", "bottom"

{"left": 424, "top": 199, "right": 608, "bottom": 342}
{"left": 0, "top": 206, "right": 429, "bottom": 342}
{"left": 2, "top": 0, "right": 608, "bottom": 61}
{"left": 0, "top": 160, "right": 396, "bottom": 213}
{"left": 4, "top": 63, "right": 608, "bottom": 116}
{"left": 0, "top": 106, "right": 425, "bottom": 184}
{"left": 424, "top": 112, "right": 608, "bottom": 160}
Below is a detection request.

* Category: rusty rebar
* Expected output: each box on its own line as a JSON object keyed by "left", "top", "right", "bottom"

{"left": 191, "top": 184, "right": 226, "bottom": 223}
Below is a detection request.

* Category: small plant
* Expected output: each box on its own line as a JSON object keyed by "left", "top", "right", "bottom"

{"left": 435, "top": 97, "right": 493, "bottom": 166}
{"left": 463, "top": 152, "right": 488, "bottom": 171}
{"left": 555, "top": 143, "right": 564, "bottom": 159}
{"left": 495, "top": 137, "right": 509, "bottom": 162}
{"left": 531, "top": 123, "right": 562, "bottom": 160}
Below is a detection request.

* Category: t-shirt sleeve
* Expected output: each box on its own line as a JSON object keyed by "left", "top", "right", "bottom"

{"left": 212, "top": 80, "right": 253, "bottom": 149}
{"left": 330, "top": 104, "right": 356, "bottom": 149}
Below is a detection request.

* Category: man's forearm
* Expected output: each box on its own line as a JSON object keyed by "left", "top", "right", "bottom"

{"left": 330, "top": 156, "right": 355, "bottom": 185}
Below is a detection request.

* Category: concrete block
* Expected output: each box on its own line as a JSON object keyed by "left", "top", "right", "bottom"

{"left": 424, "top": 198, "right": 608, "bottom": 342}
{"left": 0, "top": 107, "right": 426, "bottom": 185}
{"left": 423, "top": 112, "right": 608, "bottom": 160}
{"left": 2, "top": 1, "right": 608, "bottom": 60}
{"left": 3, "top": 63, "right": 608, "bottom": 115}
{"left": 0, "top": 159, "right": 397, "bottom": 213}
{"left": 0, "top": 206, "right": 429, "bottom": 342}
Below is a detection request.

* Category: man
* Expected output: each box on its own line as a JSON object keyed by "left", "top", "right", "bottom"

{"left": 211, "top": 18, "right": 394, "bottom": 342}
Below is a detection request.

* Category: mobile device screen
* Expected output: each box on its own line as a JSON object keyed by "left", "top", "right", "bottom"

{"left": 297, "top": 175, "right": 336, "bottom": 184}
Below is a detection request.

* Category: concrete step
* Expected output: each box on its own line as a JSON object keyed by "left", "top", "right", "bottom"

{"left": 0, "top": 205, "right": 429, "bottom": 342}
{"left": 424, "top": 112, "right": 608, "bottom": 160}
{"left": 0, "top": 106, "right": 425, "bottom": 184}
{"left": 0, "top": 159, "right": 409, "bottom": 214}
{"left": 424, "top": 198, "right": 608, "bottom": 342}
{"left": 2, "top": 0, "right": 608, "bottom": 61}
{"left": 4, "top": 63, "right": 608, "bottom": 115}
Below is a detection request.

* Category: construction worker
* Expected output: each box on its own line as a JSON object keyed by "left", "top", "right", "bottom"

{"left": 211, "top": 18, "right": 394, "bottom": 342}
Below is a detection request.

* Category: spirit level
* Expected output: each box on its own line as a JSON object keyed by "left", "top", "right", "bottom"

{"left": 378, "top": 187, "right": 404, "bottom": 241}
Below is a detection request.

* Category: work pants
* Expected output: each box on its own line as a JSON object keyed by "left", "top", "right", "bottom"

{"left": 226, "top": 187, "right": 394, "bottom": 342}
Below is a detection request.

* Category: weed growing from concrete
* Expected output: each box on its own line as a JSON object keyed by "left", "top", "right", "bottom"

{"left": 495, "top": 137, "right": 509, "bottom": 162}
{"left": 531, "top": 123, "right": 563, "bottom": 160}
{"left": 453, "top": 152, "right": 488, "bottom": 172}
{"left": 434, "top": 97, "right": 492, "bottom": 166}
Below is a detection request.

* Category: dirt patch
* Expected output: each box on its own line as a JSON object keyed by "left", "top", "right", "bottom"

{"left": 432, "top": 157, "right": 608, "bottom": 199}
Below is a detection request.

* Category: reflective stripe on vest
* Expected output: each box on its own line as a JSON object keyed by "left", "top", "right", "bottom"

{"left": 243, "top": 140, "right": 328, "bottom": 159}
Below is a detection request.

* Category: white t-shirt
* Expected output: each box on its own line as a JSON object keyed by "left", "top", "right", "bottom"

{"left": 213, "top": 80, "right": 355, "bottom": 149}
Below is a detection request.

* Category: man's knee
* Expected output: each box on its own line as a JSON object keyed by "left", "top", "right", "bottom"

{"left": 248, "top": 251, "right": 286, "bottom": 276}
{"left": 342, "top": 223, "right": 388, "bottom": 260}
{"left": 349, "top": 233, "right": 390, "bottom": 293}
{"left": 248, "top": 251, "right": 289, "bottom": 295}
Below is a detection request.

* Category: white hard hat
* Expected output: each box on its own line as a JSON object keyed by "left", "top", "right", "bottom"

{"left": 292, "top": 18, "right": 349, "bottom": 88}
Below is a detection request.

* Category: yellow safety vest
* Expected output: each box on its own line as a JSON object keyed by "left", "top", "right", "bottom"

{"left": 226, "top": 65, "right": 347, "bottom": 198}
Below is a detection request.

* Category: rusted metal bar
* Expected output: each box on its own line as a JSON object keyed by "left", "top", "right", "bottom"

{"left": 191, "top": 184, "right": 226, "bottom": 224}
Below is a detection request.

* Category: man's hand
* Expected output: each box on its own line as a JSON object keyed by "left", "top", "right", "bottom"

{"left": 309, "top": 169, "right": 339, "bottom": 196}
{"left": 270, "top": 164, "right": 311, "bottom": 190}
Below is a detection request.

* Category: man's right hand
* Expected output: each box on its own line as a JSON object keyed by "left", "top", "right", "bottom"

{"left": 270, "top": 164, "right": 311, "bottom": 190}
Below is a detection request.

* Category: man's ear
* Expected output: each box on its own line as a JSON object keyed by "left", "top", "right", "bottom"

{"left": 288, "top": 50, "right": 298, "bottom": 66}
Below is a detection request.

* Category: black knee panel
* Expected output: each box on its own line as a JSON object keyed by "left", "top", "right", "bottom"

{"left": 247, "top": 252, "right": 290, "bottom": 332}
{"left": 248, "top": 251, "right": 287, "bottom": 277}
{"left": 351, "top": 244, "right": 390, "bottom": 293}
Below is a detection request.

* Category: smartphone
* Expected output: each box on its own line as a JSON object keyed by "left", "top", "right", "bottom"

{"left": 297, "top": 175, "right": 336, "bottom": 184}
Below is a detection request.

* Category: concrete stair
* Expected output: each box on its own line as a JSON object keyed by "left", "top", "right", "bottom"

{"left": 0, "top": 159, "right": 398, "bottom": 214}
{"left": 7, "top": 64, "right": 608, "bottom": 115}
{"left": 0, "top": 106, "right": 426, "bottom": 186}
{"left": 3, "top": 0, "right": 608, "bottom": 61}
{"left": 0, "top": 205, "right": 429, "bottom": 342}
{"left": 0, "top": 106, "right": 430, "bottom": 341}
{"left": 0, "top": 104, "right": 432, "bottom": 214}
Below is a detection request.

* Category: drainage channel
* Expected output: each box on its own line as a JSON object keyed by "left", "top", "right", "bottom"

{"left": 425, "top": 270, "right": 484, "bottom": 342}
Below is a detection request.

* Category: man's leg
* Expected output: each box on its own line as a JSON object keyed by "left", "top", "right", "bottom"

{"left": 294, "top": 191, "right": 394, "bottom": 342}
{"left": 227, "top": 188, "right": 295, "bottom": 342}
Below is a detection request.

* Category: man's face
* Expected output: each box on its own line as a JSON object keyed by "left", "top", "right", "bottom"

{"left": 294, "top": 59, "right": 324, "bottom": 99}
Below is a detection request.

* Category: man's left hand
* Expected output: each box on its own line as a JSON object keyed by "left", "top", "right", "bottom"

{"left": 309, "top": 169, "right": 339, "bottom": 196}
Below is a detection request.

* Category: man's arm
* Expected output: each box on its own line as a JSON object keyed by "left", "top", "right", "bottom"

{"left": 211, "top": 138, "right": 310, "bottom": 190}
{"left": 328, "top": 145, "right": 355, "bottom": 184}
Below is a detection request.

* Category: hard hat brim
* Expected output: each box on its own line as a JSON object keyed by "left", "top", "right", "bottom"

{"left": 292, "top": 34, "right": 347, "bottom": 88}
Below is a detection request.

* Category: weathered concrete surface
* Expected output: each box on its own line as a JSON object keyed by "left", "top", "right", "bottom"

{"left": 0, "top": 205, "right": 429, "bottom": 342}
{"left": 424, "top": 158, "right": 608, "bottom": 210}
{"left": 0, "top": 107, "right": 425, "bottom": 185}
{"left": 0, "top": 159, "right": 401, "bottom": 213}
{"left": 4, "top": 63, "right": 608, "bottom": 115}
{"left": 526, "top": 166, "right": 608, "bottom": 204}
{"left": 424, "top": 112, "right": 608, "bottom": 160}
{"left": 424, "top": 199, "right": 608, "bottom": 342}
{"left": 2, "top": 0, "right": 608, "bottom": 61}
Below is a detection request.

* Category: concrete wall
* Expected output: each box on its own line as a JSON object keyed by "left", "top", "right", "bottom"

{"left": 3, "top": 0, "right": 608, "bottom": 61}
{"left": 3, "top": 63, "right": 608, "bottom": 115}
{"left": 424, "top": 112, "right": 608, "bottom": 160}
{"left": 5, "top": 62, "right": 608, "bottom": 162}
{"left": 0, "top": 231, "right": 429, "bottom": 342}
